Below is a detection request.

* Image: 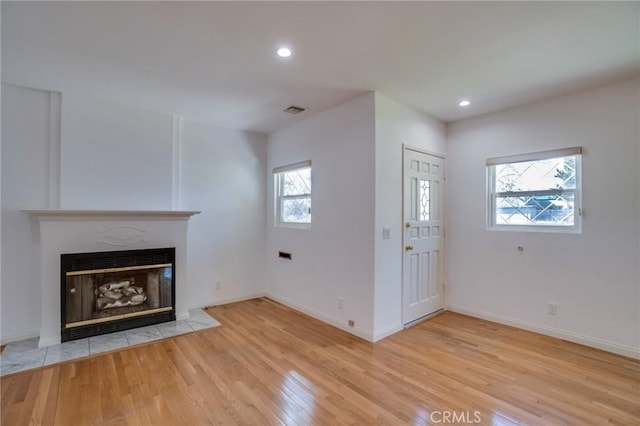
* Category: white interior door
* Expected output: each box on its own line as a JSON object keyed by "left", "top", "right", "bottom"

{"left": 402, "top": 148, "right": 445, "bottom": 325}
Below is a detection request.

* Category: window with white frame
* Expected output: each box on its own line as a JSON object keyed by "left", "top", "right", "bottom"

{"left": 274, "top": 160, "right": 312, "bottom": 227}
{"left": 487, "top": 147, "right": 582, "bottom": 232}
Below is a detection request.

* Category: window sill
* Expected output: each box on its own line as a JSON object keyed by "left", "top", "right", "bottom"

{"left": 275, "top": 223, "right": 311, "bottom": 230}
{"left": 488, "top": 224, "right": 581, "bottom": 234}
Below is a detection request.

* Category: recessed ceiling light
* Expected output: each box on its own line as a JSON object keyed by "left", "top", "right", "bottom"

{"left": 277, "top": 47, "right": 292, "bottom": 58}
{"left": 459, "top": 100, "right": 471, "bottom": 107}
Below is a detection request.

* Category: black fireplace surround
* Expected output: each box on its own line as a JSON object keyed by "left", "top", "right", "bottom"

{"left": 61, "top": 247, "right": 176, "bottom": 342}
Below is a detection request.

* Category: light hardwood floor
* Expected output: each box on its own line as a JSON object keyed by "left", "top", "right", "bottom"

{"left": 2, "top": 298, "right": 639, "bottom": 425}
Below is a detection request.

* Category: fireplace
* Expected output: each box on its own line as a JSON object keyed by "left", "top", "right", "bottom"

{"left": 61, "top": 247, "right": 176, "bottom": 342}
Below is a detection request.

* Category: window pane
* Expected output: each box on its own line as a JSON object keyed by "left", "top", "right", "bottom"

{"left": 495, "top": 156, "right": 576, "bottom": 192}
{"left": 419, "top": 179, "right": 430, "bottom": 221}
{"left": 282, "top": 168, "right": 311, "bottom": 196}
{"left": 281, "top": 197, "right": 311, "bottom": 223}
{"left": 496, "top": 193, "right": 575, "bottom": 226}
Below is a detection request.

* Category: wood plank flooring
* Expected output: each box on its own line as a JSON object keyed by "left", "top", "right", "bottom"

{"left": 2, "top": 298, "right": 639, "bottom": 425}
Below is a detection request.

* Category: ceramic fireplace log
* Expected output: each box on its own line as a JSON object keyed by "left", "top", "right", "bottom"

{"left": 102, "top": 290, "right": 124, "bottom": 300}
{"left": 99, "top": 280, "right": 132, "bottom": 293}
{"left": 122, "top": 286, "right": 144, "bottom": 296}
{"left": 96, "top": 278, "right": 147, "bottom": 310}
{"left": 97, "top": 293, "right": 148, "bottom": 310}
{"left": 129, "top": 294, "right": 145, "bottom": 304}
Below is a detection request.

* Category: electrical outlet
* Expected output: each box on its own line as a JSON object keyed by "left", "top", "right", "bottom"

{"left": 215, "top": 281, "right": 221, "bottom": 290}
{"left": 547, "top": 303, "right": 557, "bottom": 316}
{"left": 348, "top": 320, "right": 355, "bottom": 327}
{"left": 338, "top": 298, "right": 344, "bottom": 310}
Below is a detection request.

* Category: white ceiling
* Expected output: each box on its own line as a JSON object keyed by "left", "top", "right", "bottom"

{"left": 2, "top": 1, "right": 639, "bottom": 134}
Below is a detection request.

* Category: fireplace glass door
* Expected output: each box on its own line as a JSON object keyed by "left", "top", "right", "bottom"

{"left": 65, "top": 263, "right": 173, "bottom": 326}
{"left": 61, "top": 247, "right": 176, "bottom": 341}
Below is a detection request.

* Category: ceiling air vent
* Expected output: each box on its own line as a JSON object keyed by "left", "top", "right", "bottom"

{"left": 283, "top": 105, "right": 306, "bottom": 114}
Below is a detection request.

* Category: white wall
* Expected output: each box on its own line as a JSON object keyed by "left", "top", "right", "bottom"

{"left": 60, "top": 94, "right": 174, "bottom": 210}
{"left": 373, "top": 93, "right": 447, "bottom": 338}
{"left": 5, "top": 76, "right": 636, "bottom": 358}
{"left": 1, "top": 84, "right": 59, "bottom": 341}
{"left": 179, "top": 118, "right": 267, "bottom": 308}
{"left": 446, "top": 78, "right": 640, "bottom": 357}
{"left": 265, "top": 93, "right": 376, "bottom": 339}
{"left": 264, "top": 92, "right": 447, "bottom": 341}
{"left": 1, "top": 85, "right": 268, "bottom": 343}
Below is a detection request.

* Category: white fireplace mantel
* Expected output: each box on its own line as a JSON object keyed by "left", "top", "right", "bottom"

{"left": 24, "top": 209, "right": 200, "bottom": 220}
{"left": 25, "top": 209, "right": 200, "bottom": 347}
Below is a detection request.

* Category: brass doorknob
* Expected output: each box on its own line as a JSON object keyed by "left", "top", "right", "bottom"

{"left": 405, "top": 222, "right": 411, "bottom": 228}
{"left": 405, "top": 245, "right": 414, "bottom": 251}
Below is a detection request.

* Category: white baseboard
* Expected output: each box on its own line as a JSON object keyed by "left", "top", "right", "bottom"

{"left": 373, "top": 322, "right": 403, "bottom": 342}
{"left": 0, "top": 329, "right": 40, "bottom": 346}
{"left": 265, "top": 293, "right": 375, "bottom": 342}
{"left": 191, "top": 292, "right": 266, "bottom": 311}
{"left": 447, "top": 304, "right": 640, "bottom": 360}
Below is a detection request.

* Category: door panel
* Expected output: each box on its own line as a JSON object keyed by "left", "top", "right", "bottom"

{"left": 403, "top": 148, "right": 444, "bottom": 325}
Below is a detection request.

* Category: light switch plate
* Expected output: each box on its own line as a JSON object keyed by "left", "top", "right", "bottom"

{"left": 382, "top": 227, "right": 391, "bottom": 239}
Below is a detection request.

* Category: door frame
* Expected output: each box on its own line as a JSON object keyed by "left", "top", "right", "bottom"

{"left": 401, "top": 144, "right": 447, "bottom": 325}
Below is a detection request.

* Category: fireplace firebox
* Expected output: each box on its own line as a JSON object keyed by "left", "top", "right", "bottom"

{"left": 61, "top": 247, "right": 176, "bottom": 342}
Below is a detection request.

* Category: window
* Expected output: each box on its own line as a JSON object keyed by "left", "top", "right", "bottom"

{"left": 487, "top": 147, "right": 582, "bottom": 232}
{"left": 274, "top": 160, "right": 312, "bottom": 227}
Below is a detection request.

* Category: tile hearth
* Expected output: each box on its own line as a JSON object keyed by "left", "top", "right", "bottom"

{"left": 1, "top": 308, "right": 220, "bottom": 376}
